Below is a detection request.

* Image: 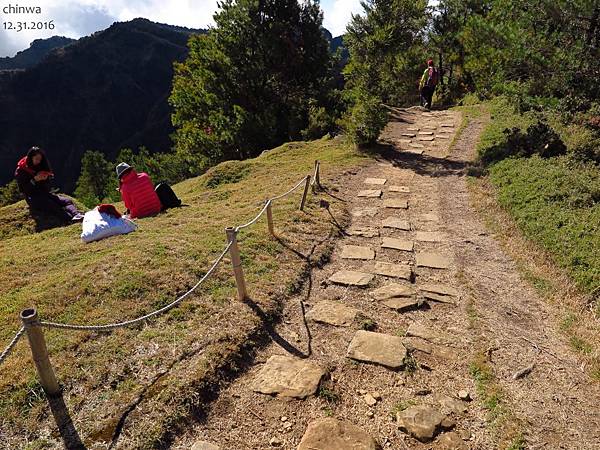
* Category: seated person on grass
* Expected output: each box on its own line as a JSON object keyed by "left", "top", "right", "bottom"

{"left": 14, "top": 146, "right": 84, "bottom": 222}
{"left": 116, "top": 162, "right": 162, "bottom": 219}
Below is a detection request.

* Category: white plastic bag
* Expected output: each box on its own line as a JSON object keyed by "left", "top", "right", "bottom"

{"left": 81, "top": 208, "right": 137, "bottom": 243}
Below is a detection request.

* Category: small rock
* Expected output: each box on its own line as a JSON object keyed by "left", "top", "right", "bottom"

{"left": 298, "top": 418, "right": 378, "bottom": 450}
{"left": 191, "top": 441, "right": 220, "bottom": 450}
{"left": 358, "top": 389, "right": 367, "bottom": 395}
{"left": 414, "top": 388, "right": 432, "bottom": 396}
{"left": 269, "top": 437, "right": 283, "bottom": 447}
{"left": 438, "top": 432, "right": 468, "bottom": 449}
{"left": 280, "top": 416, "right": 288, "bottom": 422}
{"left": 458, "top": 429, "right": 472, "bottom": 440}
{"left": 397, "top": 405, "right": 451, "bottom": 442}
{"left": 371, "top": 391, "right": 382, "bottom": 401}
{"left": 364, "top": 393, "right": 377, "bottom": 406}
{"left": 366, "top": 411, "right": 374, "bottom": 418}
{"left": 458, "top": 390, "right": 471, "bottom": 401}
{"left": 283, "top": 422, "right": 293, "bottom": 429}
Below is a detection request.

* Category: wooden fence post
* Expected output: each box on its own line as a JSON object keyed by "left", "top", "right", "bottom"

{"left": 266, "top": 200, "right": 275, "bottom": 236}
{"left": 313, "top": 160, "right": 321, "bottom": 189}
{"left": 225, "top": 227, "right": 248, "bottom": 301}
{"left": 20, "top": 308, "right": 60, "bottom": 396}
{"left": 300, "top": 175, "right": 311, "bottom": 211}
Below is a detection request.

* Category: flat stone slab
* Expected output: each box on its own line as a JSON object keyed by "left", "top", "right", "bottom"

{"left": 366, "top": 261, "right": 412, "bottom": 280}
{"left": 340, "top": 245, "right": 375, "bottom": 260}
{"left": 381, "top": 237, "right": 414, "bottom": 252}
{"left": 347, "top": 227, "right": 380, "bottom": 238}
{"left": 382, "top": 217, "right": 411, "bottom": 230}
{"left": 397, "top": 405, "right": 453, "bottom": 442}
{"left": 397, "top": 138, "right": 412, "bottom": 144}
{"left": 401, "top": 133, "right": 416, "bottom": 138}
{"left": 406, "top": 127, "right": 420, "bottom": 131}
{"left": 382, "top": 297, "right": 419, "bottom": 311}
{"left": 306, "top": 300, "right": 358, "bottom": 327}
{"left": 352, "top": 207, "right": 379, "bottom": 218}
{"left": 421, "top": 291, "right": 456, "bottom": 305}
{"left": 418, "top": 136, "right": 435, "bottom": 142}
{"left": 402, "top": 337, "right": 433, "bottom": 354}
{"left": 418, "top": 131, "right": 434, "bottom": 136}
{"left": 420, "top": 283, "right": 459, "bottom": 297}
{"left": 364, "top": 177, "right": 387, "bottom": 186}
{"left": 436, "top": 134, "right": 450, "bottom": 139}
{"left": 298, "top": 418, "right": 378, "bottom": 450}
{"left": 252, "top": 355, "right": 324, "bottom": 398}
{"left": 371, "top": 283, "right": 416, "bottom": 301}
{"left": 192, "top": 442, "right": 220, "bottom": 450}
{"left": 441, "top": 123, "right": 455, "bottom": 127}
{"left": 435, "top": 393, "right": 468, "bottom": 415}
{"left": 329, "top": 270, "right": 374, "bottom": 287}
{"left": 406, "top": 149, "right": 424, "bottom": 155}
{"left": 416, "top": 252, "right": 450, "bottom": 269}
{"left": 388, "top": 185, "right": 410, "bottom": 193}
{"left": 383, "top": 199, "right": 408, "bottom": 209}
{"left": 415, "top": 231, "right": 445, "bottom": 242}
{"left": 357, "top": 190, "right": 382, "bottom": 198}
{"left": 420, "top": 213, "right": 439, "bottom": 222}
{"left": 409, "top": 143, "right": 425, "bottom": 148}
{"left": 406, "top": 323, "right": 453, "bottom": 345}
{"left": 347, "top": 330, "right": 407, "bottom": 369}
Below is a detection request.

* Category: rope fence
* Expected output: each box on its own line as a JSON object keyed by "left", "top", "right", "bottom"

{"left": 0, "top": 161, "right": 322, "bottom": 402}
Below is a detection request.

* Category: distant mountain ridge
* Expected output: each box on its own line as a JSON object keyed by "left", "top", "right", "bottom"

{"left": 0, "top": 36, "right": 76, "bottom": 70}
{"left": 0, "top": 18, "right": 203, "bottom": 191}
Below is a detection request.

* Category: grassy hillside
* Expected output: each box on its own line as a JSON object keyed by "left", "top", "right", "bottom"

{"left": 474, "top": 99, "right": 600, "bottom": 298}
{"left": 0, "top": 137, "right": 367, "bottom": 449}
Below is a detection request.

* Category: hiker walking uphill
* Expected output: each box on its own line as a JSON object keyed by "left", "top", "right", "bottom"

{"left": 116, "top": 162, "right": 162, "bottom": 219}
{"left": 419, "top": 59, "right": 439, "bottom": 109}
{"left": 14, "top": 147, "right": 84, "bottom": 222}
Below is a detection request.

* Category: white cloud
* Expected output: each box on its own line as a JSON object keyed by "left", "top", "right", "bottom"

{"left": 0, "top": 0, "right": 358, "bottom": 57}
{"left": 322, "top": 0, "right": 363, "bottom": 37}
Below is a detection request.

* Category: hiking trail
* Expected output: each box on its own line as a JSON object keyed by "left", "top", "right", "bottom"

{"left": 171, "top": 108, "right": 600, "bottom": 450}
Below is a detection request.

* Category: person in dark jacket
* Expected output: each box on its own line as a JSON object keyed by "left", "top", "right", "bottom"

{"left": 116, "top": 162, "right": 162, "bottom": 219}
{"left": 14, "top": 147, "right": 84, "bottom": 222}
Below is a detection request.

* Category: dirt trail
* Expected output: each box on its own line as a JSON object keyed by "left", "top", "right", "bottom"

{"left": 172, "top": 108, "right": 600, "bottom": 450}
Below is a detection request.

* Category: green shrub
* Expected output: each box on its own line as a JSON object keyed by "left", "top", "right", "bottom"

{"left": 301, "top": 101, "right": 336, "bottom": 140}
{"left": 489, "top": 156, "right": 600, "bottom": 295}
{"left": 203, "top": 160, "right": 251, "bottom": 188}
{"left": 341, "top": 94, "right": 388, "bottom": 147}
{"left": 0, "top": 181, "right": 23, "bottom": 207}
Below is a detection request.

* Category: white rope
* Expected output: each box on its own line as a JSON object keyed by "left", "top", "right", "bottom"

{"left": 40, "top": 242, "right": 233, "bottom": 332}
{"left": 0, "top": 326, "right": 25, "bottom": 367}
{"left": 235, "top": 200, "right": 271, "bottom": 231}
{"left": 270, "top": 176, "right": 309, "bottom": 201}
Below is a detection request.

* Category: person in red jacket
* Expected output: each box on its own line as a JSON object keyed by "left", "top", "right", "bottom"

{"left": 116, "top": 162, "right": 162, "bottom": 219}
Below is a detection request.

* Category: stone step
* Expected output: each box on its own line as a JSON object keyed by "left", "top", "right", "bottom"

{"left": 347, "top": 226, "right": 380, "bottom": 238}
{"left": 364, "top": 177, "right": 387, "bottom": 186}
{"left": 381, "top": 237, "right": 414, "bottom": 252}
{"left": 298, "top": 418, "right": 378, "bottom": 450}
{"left": 347, "top": 330, "right": 408, "bottom": 369}
{"left": 251, "top": 355, "right": 324, "bottom": 398}
{"left": 383, "top": 199, "right": 408, "bottom": 209}
{"left": 306, "top": 300, "right": 358, "bottom": 327}
{"left": 388, "top": 185, "right": 410, "bottom": 193}
{"left": 371, "top": 283, "right": 416, "bottom": 300}
{"left": 416, "top": 252, "right": 450, "bottom": 269}
{"left": 357, "top": 189, "right": 382, "bottom": 198}
{"left": 340, "top": 245, "right": 375, "bottom": 260}
{"left": 365, "top": 261, "right": 412, "bottom": 280}
{"left": 329, "top": 270, "right": 374, "bottom": 286}
{"left": 382, "top": 217, "right": 411, "bottom": 231}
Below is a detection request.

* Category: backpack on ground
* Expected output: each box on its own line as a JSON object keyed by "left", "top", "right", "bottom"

{"left": 155, "top": 182, "right": 182, "bottom": 210}
{"left": 426, "top": 67, "right": 439, "bottom": 88}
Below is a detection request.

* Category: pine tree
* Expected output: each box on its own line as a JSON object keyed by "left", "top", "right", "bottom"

{"left": 170, "top": 0, "right": 333, "bottom": 163}
{"left": 74, "top": 151, "right": 114, "bottom": 207}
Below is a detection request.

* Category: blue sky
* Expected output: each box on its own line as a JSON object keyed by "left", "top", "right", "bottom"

{"left": 0, "top": 0, "right": 364, "bottom": 57}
